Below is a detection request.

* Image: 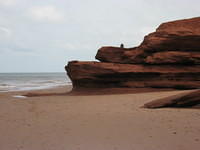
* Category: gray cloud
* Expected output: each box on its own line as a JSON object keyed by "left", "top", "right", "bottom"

{"left": 0, "top": 0, "right": 17, "bottom": 6}
{"left": 0, "top": 26, "right": 12, "bottom": 37}
{"left": 29, "top": 5, "right": 65, "bottom": 23}
{"left": 0, "top": 0, "right": 200, "bottom": 72}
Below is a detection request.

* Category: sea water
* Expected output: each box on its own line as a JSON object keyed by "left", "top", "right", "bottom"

{"left": 0, "top": 73, "right": 71, "bottom": 92}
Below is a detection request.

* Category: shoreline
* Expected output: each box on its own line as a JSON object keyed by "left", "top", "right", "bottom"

{"left": 0, "top": 84, "right": 72, "bottom": 93}
{"left": 0, "top": 85, "right": 72, "bottom": 97}
{"left": 0, "top": 84, "right": 180, "bottom": 97}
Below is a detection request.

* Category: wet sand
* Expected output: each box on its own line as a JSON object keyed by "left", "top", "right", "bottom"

{"left": 0, "top": 86, "right": 200, "bottom": 150}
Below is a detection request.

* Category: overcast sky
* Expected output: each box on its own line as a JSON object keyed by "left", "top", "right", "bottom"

{"left": 0, "top": 0, "right": 199, "bottom": 72}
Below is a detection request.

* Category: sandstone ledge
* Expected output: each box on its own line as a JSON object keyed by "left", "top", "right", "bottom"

{"left": 143, "top": 90, "right": 200, "bottom": 109}
{"left": 96, "top": 17, "right": 200, "bottom": 64}
{"left": 66, "top": 61, "right": 200, "bottom": 90}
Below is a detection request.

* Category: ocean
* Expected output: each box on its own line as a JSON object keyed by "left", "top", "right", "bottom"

{"left": 0, "top": 73, "right": 71, "bottom": 92}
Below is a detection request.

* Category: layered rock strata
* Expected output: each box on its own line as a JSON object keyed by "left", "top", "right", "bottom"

{"left": 96, "top": 17, "right": 200, "bottom": 64}
{"left": 66, "top": 61, "right": 200, "bottom": 90}
{"left": 143, "top": 90, "right": 200, "bottom": 109}
{"left": 66, "top": 17, "right": 200, "bottom": 90}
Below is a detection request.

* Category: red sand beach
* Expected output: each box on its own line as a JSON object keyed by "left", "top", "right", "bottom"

{"left": 0, "top": 86, "right": 200, "bottom": 150}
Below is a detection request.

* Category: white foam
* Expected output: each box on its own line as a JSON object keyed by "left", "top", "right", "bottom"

{"left": 13, "top": 95, "right": 27, "bottom": 99}
{"left": 0, "top": 73, "right": 72, "bottom": 92}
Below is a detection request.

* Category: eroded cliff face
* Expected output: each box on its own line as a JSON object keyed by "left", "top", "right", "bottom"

{"left": 66, "top": 17, "right": 200, "bottom": 90}
{"left": 96, "top": 17, "right": 200, "bottom": 64}
{"left": 66, "top": 61, "right": 200, "bottom": 90}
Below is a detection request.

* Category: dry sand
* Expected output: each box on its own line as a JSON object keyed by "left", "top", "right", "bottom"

{"left": 0, "top": 86, "right": 200, "bottom": 150}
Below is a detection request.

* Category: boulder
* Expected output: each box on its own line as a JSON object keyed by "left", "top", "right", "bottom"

{"left": 143, "top": 90, "right": 200, "bottom": 109}
{"left": 66, "top": 61, "right": 200, "bottom": 90}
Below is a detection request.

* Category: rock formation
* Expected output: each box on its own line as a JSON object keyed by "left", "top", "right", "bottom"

{"left": 143, "top": 90, "right": 200, "bottom": 109}
{"left": 65, "top": 17, "right": 200, "bottom": 91}
{"left": 96, "top": 17, "right": 200, "bottom": 64}
{"left": 66, "top": 61, "right": 200, "bottom": 89}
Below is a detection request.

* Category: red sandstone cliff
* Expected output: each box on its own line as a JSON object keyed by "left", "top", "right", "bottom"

{"left": 66, "top": 17, "right": 200, "bottom": 91}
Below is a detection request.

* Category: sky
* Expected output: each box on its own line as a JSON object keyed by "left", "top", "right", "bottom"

{"left": 0, "top": 0, "right": 199, "bottom": 72}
